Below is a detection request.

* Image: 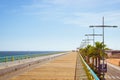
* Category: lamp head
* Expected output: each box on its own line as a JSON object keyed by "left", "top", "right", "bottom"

{"left": 89, "top": 26, "right": 94, "bottom": 28}
{"left": 112, "top": 26, "right": 118, "bottom": 28}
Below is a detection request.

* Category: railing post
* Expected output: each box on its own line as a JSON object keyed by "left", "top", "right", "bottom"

{"left": 5, "top": 56, "right": 8, "bottom": 62}
{"left": 12, "top": 56, "right": 14, "bottom": 61}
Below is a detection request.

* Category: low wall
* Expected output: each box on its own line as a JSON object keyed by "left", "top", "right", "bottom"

{"left": 0, "top": 52, "right": 69, "bottom": 76}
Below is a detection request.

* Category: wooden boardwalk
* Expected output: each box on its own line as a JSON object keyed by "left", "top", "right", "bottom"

{"left": 10, "top": 52, "right": 77, "bottom": 80}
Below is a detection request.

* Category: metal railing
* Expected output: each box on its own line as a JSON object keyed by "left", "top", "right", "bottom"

{"left": 0, "top": 53, "right": 63, "bottom": 63}
{"left": 79, "top": 53, "right": 100, "bottom": 80}
{"left": 0, "top": 52, "right": 68, "bottom": 76}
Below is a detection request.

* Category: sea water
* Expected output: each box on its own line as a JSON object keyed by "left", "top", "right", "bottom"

{"left": 0, "top": 51, "right": 62, "bottom": 63}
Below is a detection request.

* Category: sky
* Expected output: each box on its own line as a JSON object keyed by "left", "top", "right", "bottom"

{"left": 0, "top": 0, "right": 120, "bottom": 51}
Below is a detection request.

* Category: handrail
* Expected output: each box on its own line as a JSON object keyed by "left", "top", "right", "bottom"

{"left": 79, "top": 54, "right": 100, "bottom": 80}
{"left": 0, "top": 52, "right": 62, "bottom": 63}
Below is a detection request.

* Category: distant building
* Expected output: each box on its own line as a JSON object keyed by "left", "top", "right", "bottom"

{"left": 106, "top": 50, "right": 120, "bottom": 58}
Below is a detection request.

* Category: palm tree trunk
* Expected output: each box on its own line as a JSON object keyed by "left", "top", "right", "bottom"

{"left": 88, "top": 56, "right": 90, "bottom": 65}
{"left": 98, "top": 56, "right": 101, "bottom": 77}
{"left": 95, "top": 57, "right": 97, "bottom": 71}
{"left": 92, "top": 57, "right": 94, "bottom": 70}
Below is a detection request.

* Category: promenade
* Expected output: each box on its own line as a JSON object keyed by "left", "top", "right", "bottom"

{"left": 10, "top": 52, "right": 78, "bottom": 80}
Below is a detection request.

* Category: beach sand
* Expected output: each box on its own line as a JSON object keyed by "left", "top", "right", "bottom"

{"left": 107, "top": 58, "right": 120, "bottom": 66}
{"left": 10, "top": 52, "right": 77, "bottom": 80}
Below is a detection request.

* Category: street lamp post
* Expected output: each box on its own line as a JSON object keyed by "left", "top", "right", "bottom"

{"left": 85, "top": 34, "right": 89, "bottom": 45}
{"left": 85, "top": 34, "right": 94, "bottom": 45}
{"left": 85, "top": 34, "right": 102, "bottom": 46}
{"left": 85, "top": 33, "right": 103, "bottom": 74}
{"left": 85, "top": 35, "right": 94, "bottom": 45}
{"left": 93, "top": 28, "right": 95, "bottom": 46}
{"left": 82, "top": 39, "right": 89, "bottom": 47}
{"left": 80, "top": 42, "right": 85, "bottom": 49}
{"left": 89, "top": 17, "right": 117, "bottom": 80}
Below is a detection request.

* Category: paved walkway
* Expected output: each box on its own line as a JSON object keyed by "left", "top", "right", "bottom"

{"left": 0, "top": 53, "right": 68, "bottom": 70}
{"left": 75, "top": 54, "right": 88, "bottom": 80}
{"left": 10, "top": 52, "right": 77, "bottom": 80}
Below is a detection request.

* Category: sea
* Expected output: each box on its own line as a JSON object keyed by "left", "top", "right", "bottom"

{"left": 0, "top": 51, "right": 62, "bottom": 57}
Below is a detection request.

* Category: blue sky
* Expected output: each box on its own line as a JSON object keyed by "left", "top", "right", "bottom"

{"left": 0, "top": 0, "right": 120, "bottom": 51}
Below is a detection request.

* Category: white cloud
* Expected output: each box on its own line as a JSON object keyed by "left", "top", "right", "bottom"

{"left": 63, "top": 11, "right": 120, "bottom": 27}
{"left": 21, "top": 0, "right": 120, "bottom": 16}
{"left": 39, "top": 0, "right": 120, "bottom": 8}
{"left": 21, "top": 0, "right": 120, "bottom": 28}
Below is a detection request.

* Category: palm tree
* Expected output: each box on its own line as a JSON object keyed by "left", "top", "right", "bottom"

{"left": 79, "top": 41, "right": 108, "bottom": 78}
{"left": 94, "top": 42, "right": 107, "bottom": 77}
{"left": 79, "top": 45, "right": 91, "bottom": 64}
{"left": 79, "top": 48, "right": 86, "bottom": 58}
{"left": 85, "top": 45, "right": 92, "bottom": 64}
{"left": 88, "top": 46, "right": 96, "bottom": 70}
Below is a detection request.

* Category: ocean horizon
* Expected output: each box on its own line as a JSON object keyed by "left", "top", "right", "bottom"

{"left": 0, "top": 51, "right": 63, "bottom": 57}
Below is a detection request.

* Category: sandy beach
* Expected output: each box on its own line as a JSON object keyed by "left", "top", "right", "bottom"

{"left": 9, "top": 52, "right": 77, "bottom": 80}
{"left": 107, "top": 58, "right": 120, "bottom": 66}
